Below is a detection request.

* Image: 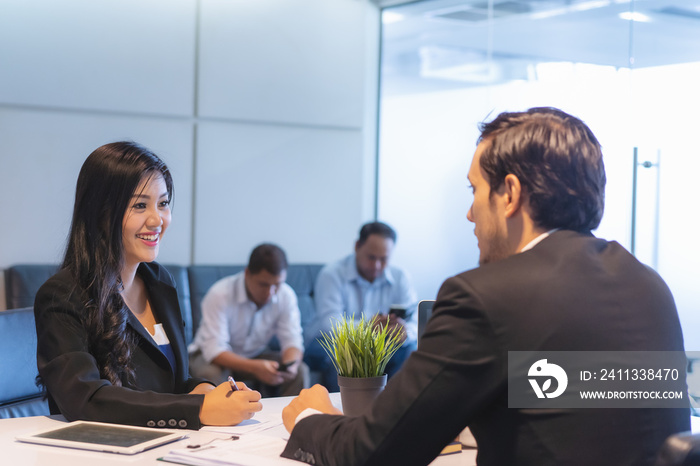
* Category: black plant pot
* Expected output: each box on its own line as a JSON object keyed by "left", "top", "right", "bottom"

{"left": 337, "top": 374, "right": 387, "bottom": 416}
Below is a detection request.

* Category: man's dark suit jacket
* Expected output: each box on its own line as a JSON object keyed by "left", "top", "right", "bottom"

{"left": 282, "top": 230, "right": 690, "bottom": 465}
{"left": 35, "top": 262, "right": 209, "bottom": 429}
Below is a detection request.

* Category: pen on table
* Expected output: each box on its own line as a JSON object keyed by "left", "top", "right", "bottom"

{"left": 228, "top": 376, "right": 239, "bottom": 391}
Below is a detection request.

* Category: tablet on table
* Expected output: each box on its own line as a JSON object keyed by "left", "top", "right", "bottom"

{"left": 15, "top": 420, "right": 185, "bottom": 455}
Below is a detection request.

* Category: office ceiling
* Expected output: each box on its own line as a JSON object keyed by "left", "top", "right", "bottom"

{"left": 381, "top": 0, "right": 700, "bottom": 94}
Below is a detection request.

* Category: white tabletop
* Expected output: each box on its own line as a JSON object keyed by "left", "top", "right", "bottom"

{"left": 1, "top": 394, "right": 477, "bottom": 466}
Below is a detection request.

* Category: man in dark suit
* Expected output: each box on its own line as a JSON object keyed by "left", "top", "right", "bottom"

{"left": 279, "top": 107, "right": 690, "bottom": 465}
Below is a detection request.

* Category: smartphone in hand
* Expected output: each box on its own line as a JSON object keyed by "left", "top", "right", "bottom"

{"left": 277, "top": 360, "right": 296, "bottom": 372}
{"left": 389, "top": 305, "right": 407, "bottom": 319}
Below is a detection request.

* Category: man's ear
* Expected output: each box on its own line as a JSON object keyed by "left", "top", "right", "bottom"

{"left": 503, "top": 174, "right": 523, "bottom": 218}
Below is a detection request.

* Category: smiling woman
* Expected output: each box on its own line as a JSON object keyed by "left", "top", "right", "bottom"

{"left": 33, "top": 142, "right": 263, "bottom": 429}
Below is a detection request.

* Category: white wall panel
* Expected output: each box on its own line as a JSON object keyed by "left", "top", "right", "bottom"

{"left": 0, "top": 0, "right": 196, "bottom": 116}
{"left": 0, "top": 108, "right": 194, "bottom": 268}
{"left": 198, "top": 0, "right": 366, "bottom": 128}
{"left": 194, "top": 122, "right": 364, "bottom": 264}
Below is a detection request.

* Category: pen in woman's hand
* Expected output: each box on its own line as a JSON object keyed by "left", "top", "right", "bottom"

{"left": 228, "top": 376, "right": 239, "bottom": 392}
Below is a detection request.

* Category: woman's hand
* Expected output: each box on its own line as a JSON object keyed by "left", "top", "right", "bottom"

{"left": 189, "top": 382, "right": 216, "bottom": 395}
{"left": 199, "top": 382, "right": 262, "bottom": 426}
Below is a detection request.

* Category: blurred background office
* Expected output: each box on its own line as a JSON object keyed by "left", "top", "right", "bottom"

{"left": 1, "top": 0, "right": 699, "bottom": 353}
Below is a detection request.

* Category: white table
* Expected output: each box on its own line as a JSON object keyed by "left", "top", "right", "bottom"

{"left": 1, "top": 394, "right": 477, "bottom": 466}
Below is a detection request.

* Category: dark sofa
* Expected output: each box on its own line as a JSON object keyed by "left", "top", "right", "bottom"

{"left": 1, "top": 263, "right": 324, "bottom": 418}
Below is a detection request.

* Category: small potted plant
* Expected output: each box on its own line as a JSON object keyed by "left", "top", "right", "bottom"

{"left": 319, "top": 314, "right": 404, "bottom": 416}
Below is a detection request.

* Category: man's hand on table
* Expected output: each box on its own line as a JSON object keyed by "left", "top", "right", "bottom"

{"left": 282, "top": 384, "right": 342, "bottom": 433}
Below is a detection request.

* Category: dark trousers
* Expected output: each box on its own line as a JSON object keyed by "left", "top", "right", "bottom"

{"left": 304, "top": 337, "right": 416, "bottom": 392}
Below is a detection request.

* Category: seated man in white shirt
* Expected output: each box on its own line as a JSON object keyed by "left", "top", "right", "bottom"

{"left": 189, "top": 243, "right": 308, "bottom": 397}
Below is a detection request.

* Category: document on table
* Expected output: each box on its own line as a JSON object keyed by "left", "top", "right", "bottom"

{"left": 161, "top": 434, "right": 296, "bottom": 466}
{"left": 199, "top": 412, "right": 289, "bottom": 439}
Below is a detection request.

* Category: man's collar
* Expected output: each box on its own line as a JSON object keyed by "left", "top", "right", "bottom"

{"left": 344, "top": 253, "right": 395, "bottom": 285}
{"left": 520, "top": 228, "right": 560, "bottom": 253}
{"left": 234, "top": 273, "right": 249, "bottom": 305}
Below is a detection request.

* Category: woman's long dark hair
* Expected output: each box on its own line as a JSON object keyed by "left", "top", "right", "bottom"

{"left": 63, "top": 141, "right": 173, "bottom": 386}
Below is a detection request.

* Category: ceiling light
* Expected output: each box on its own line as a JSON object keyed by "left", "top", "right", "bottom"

{"left": 382, "top": 11, "right": 405, "bottom": 24}
{"left": 619, "top": 11, "right": 651, "bottom": 22}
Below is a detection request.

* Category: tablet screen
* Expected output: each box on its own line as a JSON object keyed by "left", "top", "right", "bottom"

{"left": 34, "top": 422, "right": 171, "bottom": 447}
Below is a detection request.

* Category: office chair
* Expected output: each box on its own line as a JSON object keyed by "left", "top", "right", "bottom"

{"left": 417, "top": 300, "right": 434, "bottom": 341}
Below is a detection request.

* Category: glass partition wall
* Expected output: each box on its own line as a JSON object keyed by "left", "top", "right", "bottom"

{"left": 377, "top": 0, "right": 700, "bottom": 354}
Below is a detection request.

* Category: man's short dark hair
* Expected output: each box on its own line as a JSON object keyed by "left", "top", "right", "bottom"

{"left": 247, "top": 243, "right": 288, "bottom": 276}
{"left": 478, "top": 107, "right": 606, "bottom": 232}
{"left": 357, "top": 221, "right": 397, "bottom": 247}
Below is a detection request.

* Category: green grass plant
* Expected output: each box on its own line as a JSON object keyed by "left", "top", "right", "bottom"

{"left": 318, "top": 314, "right": 403, "bottom": 378}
